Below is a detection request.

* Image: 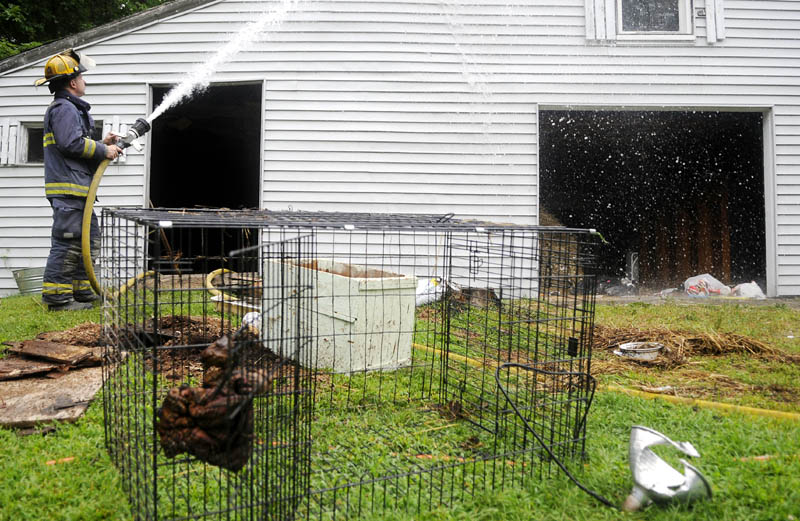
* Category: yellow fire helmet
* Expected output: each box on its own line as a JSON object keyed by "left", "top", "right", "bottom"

{"left": 34, "top": 49, "right": 96, "bottom": 87}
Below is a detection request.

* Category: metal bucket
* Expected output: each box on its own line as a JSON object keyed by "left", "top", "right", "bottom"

{"left": 12, "top": 267, "right": 45, "bottom": 295}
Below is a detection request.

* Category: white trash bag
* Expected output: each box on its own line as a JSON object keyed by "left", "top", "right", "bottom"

{"left": 684, "top": 274, "right": 731, "bottom": 297}
{"left": 416, "top": 277, "right": 446, "bottom": 306}
{"left": 732, "top": 281, "right": 766, "bottom": 299}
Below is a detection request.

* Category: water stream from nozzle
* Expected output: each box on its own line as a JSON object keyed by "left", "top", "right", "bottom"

{"left": 147, "top": 0, "right": 300, "bottom": 124}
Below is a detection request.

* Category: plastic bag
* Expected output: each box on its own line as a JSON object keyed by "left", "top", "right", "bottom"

{"left": 416, "top": 277, "right": 445, "bottom": 306}
{"left": 732, "top": 281, "right": 766, "bottom": 299}
{"left": 684, "top": 274, "right": 731, "bottom": 297}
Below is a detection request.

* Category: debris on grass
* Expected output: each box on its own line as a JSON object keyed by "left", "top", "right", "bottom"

{"left": 0, "top": 341, "right": 101, "bottom": 382}
{"left": 593, "top": 325, "right": 800, "bottom": 405}
{"left": 16, "top": 425, "right": 56, "bottom": 437}
{"left": 593, "top": 324, "right": 800, "bottom": 369}
{"left": 0, "top": 364, "right": 105, "bottom": 427}
{"left": 737, "top": 454, "right": 800, "bottom": 463}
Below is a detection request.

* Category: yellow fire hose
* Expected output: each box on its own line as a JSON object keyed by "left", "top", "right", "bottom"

{"left": 205, "top": 268, "right": 240, "bottom": 302}
{"left": 599, "top": 384, "right": 800, "bottom": 421}
{"left": 81, "top": 158, "right": 153, "bottom": 300}
{"left": 80, "top": 118, "right": 154, "bottom": 300}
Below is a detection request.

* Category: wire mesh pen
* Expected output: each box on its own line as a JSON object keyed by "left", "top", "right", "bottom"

{"left": 100, "top": 208, "right": 599, "bottom": 520}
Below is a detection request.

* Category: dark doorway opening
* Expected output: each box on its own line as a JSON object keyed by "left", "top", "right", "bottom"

{"left": 149, "top": 83, "right": 262, "bottom": 271}
{"left": 539, "top": 110, "right": 766, "bottom": 290}
{"left": 150, "top": 83, "right": 261, "bottom": 209}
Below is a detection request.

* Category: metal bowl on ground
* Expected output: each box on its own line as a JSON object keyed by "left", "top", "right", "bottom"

{"left": 613, "top": 342, "right": 664, "bottom": 361}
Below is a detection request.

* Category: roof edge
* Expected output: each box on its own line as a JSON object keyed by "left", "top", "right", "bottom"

{"left": 0, "top": 0, "right": 220, "bottom": 75}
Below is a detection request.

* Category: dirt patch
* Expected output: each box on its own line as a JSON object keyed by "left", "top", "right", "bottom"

{"left": 761, "top": 384, "right": 800, "bottom": 403}
{"left": 37, "top": 322, "right": 103, "bottom": 348}
{"left": 27, "top": 318, "right": 232, "bottom": 381}
{"left": 136, "top": 316, "right": 232, "bottom": 381}
{"left": 156, "top": 315, "right": 230, "bottom": 346}
{"left": 416, "top": 306, "right": 440, "bottom": 321}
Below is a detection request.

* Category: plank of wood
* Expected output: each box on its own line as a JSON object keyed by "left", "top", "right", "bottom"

{"left": 0, "top": 356, "right": 59, "bottom": 381}
{"left": 0, "top": 366, "right": 104, "bottom": 428}
{"left": 6, "top": 340, "right": 92, "bottom": 366}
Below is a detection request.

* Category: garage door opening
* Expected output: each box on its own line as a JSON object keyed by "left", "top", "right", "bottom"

{"left": 539, "top": 110, "right": 766, "bottom": 292}
{"left": 149, "top": 83, "right": 262, "bottom": 271}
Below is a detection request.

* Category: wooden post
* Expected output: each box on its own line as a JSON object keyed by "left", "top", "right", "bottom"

{"left": 696, "top": 199, "right": 713, "bottom": 274}
{"left": 675, "top": 207, "right": 692, "bottom": 282}
{"left": 719, "top": 188, "right": 731, "bottom": 284}
{"left": 656, "top": 213, "right": 670, "bottom": 285}
{"left": 639, "top": 221, "right": 652, "bottom": 284}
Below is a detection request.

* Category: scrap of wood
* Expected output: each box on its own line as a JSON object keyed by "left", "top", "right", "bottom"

{"left": 738, "top": 454, "right": 800, "bottom": 462}
{"left": 0, "top": 366, "right": 104, "bottom": 428}
{"left": 45, "top": 367, "right": 71, "bottom": 379}
{"left": 45, "top": 457, "right": 75, "bottom": 465}
{"left": 16, "top": 425, "right": 56, "bottom": 437}
{"left": 7, "top": 340, "right": 92, "bottom": 366}
{"left": 0, "top": 356, "right": 59, "bottom": 381}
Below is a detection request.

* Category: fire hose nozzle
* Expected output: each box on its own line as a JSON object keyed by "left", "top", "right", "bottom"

{"left": 118, "top": 117, "right": 151, "bottom": 150}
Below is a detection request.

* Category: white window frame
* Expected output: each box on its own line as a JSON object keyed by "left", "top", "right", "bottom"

{"left": 18, "top": 122, "right": 44, "bottom": 164}
{"left": 17, "top": 119, "right": 105, "bottom": 165}
{"left": 587, "top": 0, "right": 724, "bottom": 43}
{"left": 616, "top": 0, "right": 694, "bottom": 39}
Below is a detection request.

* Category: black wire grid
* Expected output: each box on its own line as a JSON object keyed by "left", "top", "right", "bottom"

{"left": 100, "top": 208, "right": 599, "bottom": 520}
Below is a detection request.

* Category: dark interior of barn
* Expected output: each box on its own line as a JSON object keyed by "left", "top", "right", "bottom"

{"left": 539, "top": 110, "right": 766, "bottom": 291}
{"left": 148, "top": 84, "right": 262, "bottom": 270}
{"left": 149, "top": 83, "right": 261, "bottom": 209}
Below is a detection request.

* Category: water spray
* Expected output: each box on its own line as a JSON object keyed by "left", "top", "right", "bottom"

{"left": 80, "top": 0, "right": 300, "bottom": 297}
{"left": 148, "top": 0, "right": 300, "bottom": 124}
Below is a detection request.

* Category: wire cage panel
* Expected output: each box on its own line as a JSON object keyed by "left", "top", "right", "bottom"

{"left": 102, "top": 213, "right": 314, "bottom": 521}
{"left": 101, "top": 209, "right": 598, "bottom": 521}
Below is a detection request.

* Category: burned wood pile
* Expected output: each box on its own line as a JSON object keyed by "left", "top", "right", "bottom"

{"left": 0, "top": 323, "right": 107, "bottom": 428}
{"left": 0, "top": 339, "right": 102, "bottom": 381}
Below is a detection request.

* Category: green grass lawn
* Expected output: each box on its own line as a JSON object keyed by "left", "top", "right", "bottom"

{"left": 1, "top": 294, "right": 799, "bottom": 520}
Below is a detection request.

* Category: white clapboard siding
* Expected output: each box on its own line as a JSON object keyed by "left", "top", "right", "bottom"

{"left": 0, "top": 0, "right": 800, "bottom": 295}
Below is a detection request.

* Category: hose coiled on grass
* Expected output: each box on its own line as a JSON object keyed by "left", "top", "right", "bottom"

{"left": 494, "top": 363, "right": 617, "bottom": 509}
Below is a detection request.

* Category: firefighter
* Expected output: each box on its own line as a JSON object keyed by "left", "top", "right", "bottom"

{"left": 34, "top": 49, "right": 122, "bottom": 311}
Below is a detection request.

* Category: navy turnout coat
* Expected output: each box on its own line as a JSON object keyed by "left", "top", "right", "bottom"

{"left": 43, "top": 91, "right": 108, "bottom": 200}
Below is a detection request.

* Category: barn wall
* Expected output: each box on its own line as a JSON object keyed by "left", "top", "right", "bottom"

{"left": 0, "top": 0, "right": 799, "bottom": 295}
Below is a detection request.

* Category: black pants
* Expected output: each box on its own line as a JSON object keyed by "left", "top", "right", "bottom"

{"left": 42, "top": 200, "right": 100, "bottom": 305}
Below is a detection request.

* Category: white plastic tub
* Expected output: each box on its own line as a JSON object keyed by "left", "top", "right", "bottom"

{"left": 264, "top": 259, "right": 417, "bottom": 373}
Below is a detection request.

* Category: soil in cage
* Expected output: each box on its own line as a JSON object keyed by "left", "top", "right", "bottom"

{"left": 35, "top": 317, "right": 316, "bottom": 389}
